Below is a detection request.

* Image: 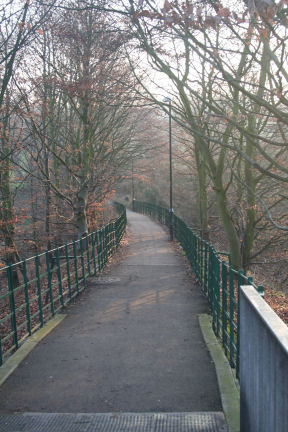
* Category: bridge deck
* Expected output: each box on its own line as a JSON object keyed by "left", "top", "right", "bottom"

{"left": 0, "top": 210, "right": 224, "bottom": 426}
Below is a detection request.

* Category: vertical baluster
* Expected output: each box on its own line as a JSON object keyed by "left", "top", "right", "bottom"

{"left": 23, "top": 259, "right": 31, "bottom": 335}
{"left": 7, "top": 264, "right": 18, "bottom": 349}
{"left": 208, "top": 246, "right": 213, "bottom": 307}
{"left": 222, "top": 262, "right": 228, "bottom": 355}
{"left": 35, "top": 255, "right": 43, "bottom": 326}
{"left": 86, "top": 236, "right": 91, "bottom": 276}
{"left": 45, "top": 251, "right": 54, "bottom": 316}
{"left": 91, "top": 233, "right": 97, "bottom": 275}
{"left": 200, "top": 237, "right": 203, "bottom": 286}
{"left": 204, "top": 242, "right": 208, "bottom": 293}
{"left": 73, "top": 241, "right": 79, "bottom": 294}
{"left": 104, "top": 227, "right": 108, "bottom": 265}
{"left": 79, "top": 238, "right": 86, "bottom": 289}
{"left": 229, "top": 267, "right": 235, "bottom": 368}
{"left": 96, "top": 231, "right": 101, "bottom": 272}
{"left": 65, "top": 244, "right": 72, "bottom": 300}
{"left": 100, "top": 230, "right": 104, "bottom": 271}
{"left": 55, "top": 248, "right": 64, "bottom": 307}
{"left": 213, "top": 257, "right": 220, "bottom": 336}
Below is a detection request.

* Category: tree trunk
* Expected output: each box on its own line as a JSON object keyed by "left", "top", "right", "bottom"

{"left": 195, "top": 142, "right": 209, "bottom": 240}
{"left": 215, "top": 183, "right": 242, "bottom": 269}
{"left": 242, "top": 139, "right": 256, "bottom": 272}
{"left": 30, "top": 175, "right": 39, "bottom": 254}
{"left": 0, "top": 157, "right": 21, "bottom": 286}
{"left": 44, "top": 149, "right": 52, "bottom": 251}
{"left": 74, "top": 185, "right": 89, "bottom": 240}
{"left": 242, "top": 37, "right": 270, "bottom": 271}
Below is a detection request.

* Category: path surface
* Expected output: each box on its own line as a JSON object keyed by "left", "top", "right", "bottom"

{"left": 0, "top": 210, "right": 222, "bottom": 413}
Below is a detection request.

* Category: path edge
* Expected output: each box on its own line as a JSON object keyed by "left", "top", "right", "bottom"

{"left": 199, "top": 314, "right": 240, "bottom": 432}
{"left": 0, "top": 314, "right": 66, "bottom": 387}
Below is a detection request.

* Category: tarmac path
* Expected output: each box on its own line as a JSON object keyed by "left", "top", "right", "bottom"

{"left": 0, "top": 210, "right": 222, "bottom": 413}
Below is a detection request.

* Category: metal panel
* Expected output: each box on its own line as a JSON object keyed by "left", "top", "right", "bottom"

{"left": 0, "top": 412, "right": 228, "bottom": 432}
{"left": 240, "top": 286, "right": 288, "bottom": 432}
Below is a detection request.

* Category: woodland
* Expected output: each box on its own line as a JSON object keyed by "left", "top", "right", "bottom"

{"left": 1, "top": 0, "right": 288, "bottom": 321}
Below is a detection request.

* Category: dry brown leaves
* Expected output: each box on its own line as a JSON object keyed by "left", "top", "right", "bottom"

{"left": 263, "top": 288, "right": 288, "bottom": 325}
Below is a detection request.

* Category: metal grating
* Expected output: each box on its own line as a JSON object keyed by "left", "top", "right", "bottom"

{"left": 0, "top": 412, "right": 228, "bottom": 432}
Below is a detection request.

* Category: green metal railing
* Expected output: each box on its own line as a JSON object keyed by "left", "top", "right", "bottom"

{"left": 134, "top": 200, "right": 264, "bottom": 378}
{"left": 0, "top": 203, "right": 126, "bottom": 366}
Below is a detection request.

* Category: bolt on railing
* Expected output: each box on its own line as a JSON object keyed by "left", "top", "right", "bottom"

{"left": 133, "top": 200, "right": 264, "bottom": 379}
{"left": 0, "top": 203, "right": 126, "bottom": 366}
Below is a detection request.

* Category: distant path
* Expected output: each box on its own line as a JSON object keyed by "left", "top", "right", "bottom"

{"left": 0, "top": 210, "right": 222, "bottom": 413}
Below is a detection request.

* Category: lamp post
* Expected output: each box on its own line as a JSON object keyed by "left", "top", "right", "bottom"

{"left": 131, "top": 158, "right": 135, "bottom": 211}
{"left": 163, "top": 97, "right": 173, "bottom": 241}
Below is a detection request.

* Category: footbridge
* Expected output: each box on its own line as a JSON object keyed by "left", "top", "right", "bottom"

{"left": 0, "top": 203, "right": 287, "bottom": 432}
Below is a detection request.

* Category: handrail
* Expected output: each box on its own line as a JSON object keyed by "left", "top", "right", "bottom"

{"left": 0, "top": 203, "right": 126, "bottom": 366}
{"left": 133, "top": 200, "right": 264, "bottom": 379}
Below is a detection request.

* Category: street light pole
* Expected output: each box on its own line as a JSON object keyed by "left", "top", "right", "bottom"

{"left": 164, "top": 97, "right": 174, "bottom": 241}
{"left": 131, "top": 158, "right": 135, "bottom": 211}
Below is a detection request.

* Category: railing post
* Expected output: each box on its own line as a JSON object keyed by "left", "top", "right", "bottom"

{"left": 79, "top": 238, "right": 86, "bottom": 289}
{"left": 104, "top": 226, "right": 108, "bottom": 265}
{"left": 96, "top": 230, "right": 102, "bottom": 272}
{"left": 7, "top": 264, "right": 18, "bottom": 350}
{"left": 45, "top": 251, "right": 54, "bottom": 316}
{"left": 35, "top": 255, "right": 43, "bottom": 326}
{"left": 204, "top": 242, "right": 208, "bottom": 293}
{"left": 113, "top": 221, "right": 117, "bottom": 254}
{"left": 211, "top": 256, "right": 220, "bottom": 337}
{"left": 86, "top": 236, "right": 91, "bottom": 276}
{"left": 23, "top": 259, "right": 31, "bottom": 336}
{"left": 91, "top": 233, "right": 97, "bottom": 275}
{"left": 100, "top": 229, "right": 105, "bottom": 270}
{"left": 55, "top": 247, "right": 64, "bottom": 307}
{"left": 257, "top": 285, "right": 264, "bottom": 298}
{"left": 208, "top": 246, "right": 213, "bottom": 307}
{"left": 229, "top": 266, "right": 235, "bottom": 368}
{"left": 200, "top": 237, "right": 204, "bottom": 286}
{"left": 65, "top": 244, "right": 72, "bottom": 299}
{"left": 222, "top": 262, "right": 228, "bottom": 355}
{"left": 73, "top": 241, "right": 79, "bottom": 295}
